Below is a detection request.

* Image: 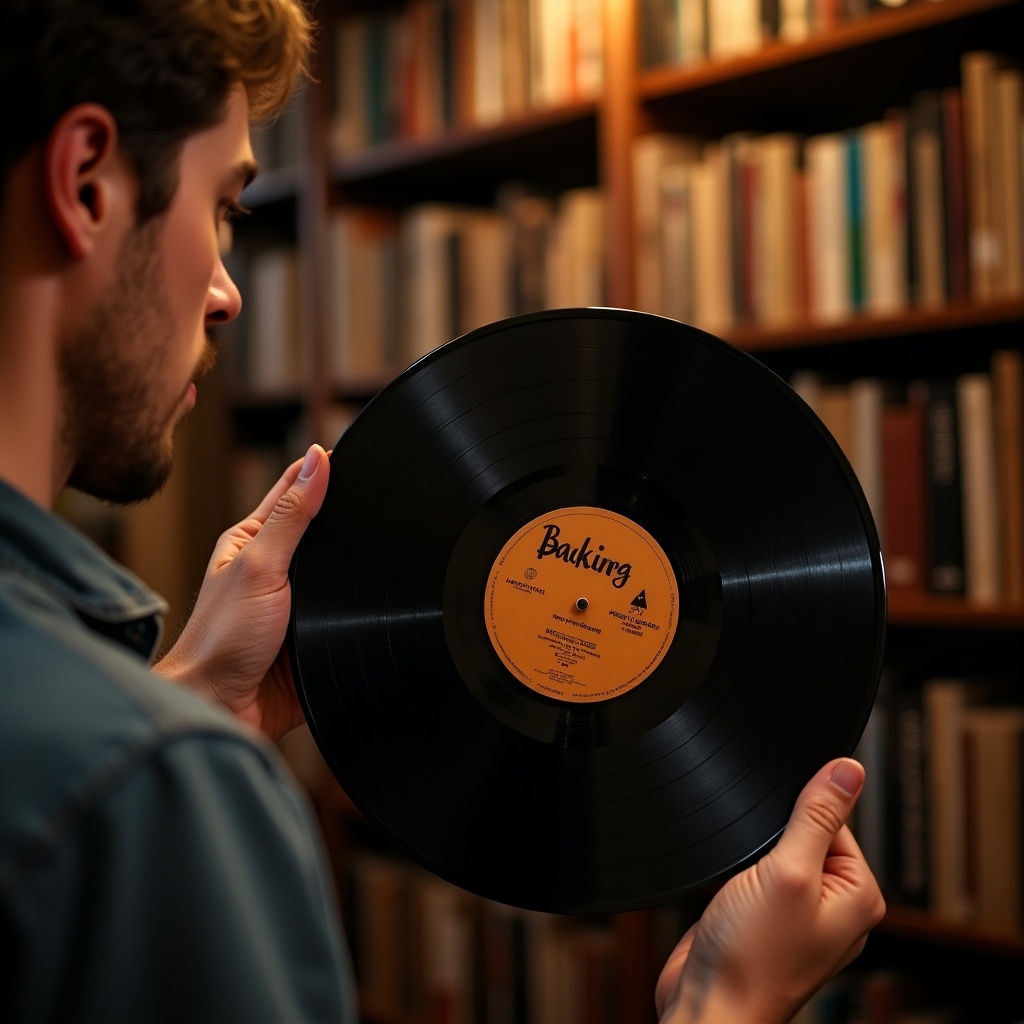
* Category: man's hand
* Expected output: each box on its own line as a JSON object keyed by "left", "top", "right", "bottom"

{"left": 655, "top": 757, "right": 886, "bottom": 1024}
{"left": 155, "top": 444, "right": 330, "bottom": 741}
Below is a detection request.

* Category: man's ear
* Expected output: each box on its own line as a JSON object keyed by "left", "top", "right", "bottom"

{"left": 44, "top": 103, "right": 123, "bottom": 261}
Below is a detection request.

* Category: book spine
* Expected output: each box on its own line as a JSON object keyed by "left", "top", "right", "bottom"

{"left": 889, "top": 686, "right": 930, "bottom": 908}
{"left": 922, "top": 378, "right": 966, "bottom": 595}
{"left": 881, "top": 395, "right": 928, "bottom": 593}
{"left": 845, "top": 129, "right": 865, "bottom": 312}
{"left": 941, "top": 87, "right": 971, "bottom": 302}
{"left": 956, "top": 371, "right": 1001, "bottom": 604}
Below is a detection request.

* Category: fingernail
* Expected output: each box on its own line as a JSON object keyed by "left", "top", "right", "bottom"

{"left": 298, "top": 445, "right": 320, "bottom": 482}
{"left": 830, "top": 759, "right": 861, "bottom": 797}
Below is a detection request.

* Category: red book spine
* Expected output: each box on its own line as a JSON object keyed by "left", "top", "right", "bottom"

{"left": 882, "top": 396, "right": 929, "bottom": 593}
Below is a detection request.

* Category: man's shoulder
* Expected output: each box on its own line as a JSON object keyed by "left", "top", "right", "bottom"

{"left": 0, "top": 564, "right": 244, "bottom": 743}
{"left": 0, "top": 571, "right": 279, "bottom": 882}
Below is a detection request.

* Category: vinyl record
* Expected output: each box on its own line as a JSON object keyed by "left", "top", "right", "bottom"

{"left": 288, "top": 307, "right": 886, "bottom": 915}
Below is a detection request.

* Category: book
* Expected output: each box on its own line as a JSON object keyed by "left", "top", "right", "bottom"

{"left": 794, "top": 163, "right": 813, "bottom": 321}
{"left": 639, "top": 0, "right": 678, "bottom": 67}
{"left": 805, "top": 132, "right": 852, "bottom": 322}
{"left": 471, "top": 0, "right": 506, "bottom": 125}
{"left": 940, "top": 86, "right": 971, "bottom": 303}
{"left": 906, "top": 90, "right": 948, "bottom": 308}
{"left": 500, "top": 0, "right": 530, "bottom": 116}
{"left": 918, "top": 378, "right": 966, "bottom": 595}
{"left": 660, "top": 160, "right": 698, "bottom": 326}
{"left": 410, "top": 0, "right": 451, "bottom": 138}
{"left": 886, "top": 684, "right": 930, "bottom": 908}
{"left": 848, "top": 377, "right": 887, "bottom": 548}
{"left": 410, "top": 874, "right": 477, "bottom": 1024}
{"left": 845, "top": 128, "right": 865, "bottom": 312}
{"left": 245, "top": 245, "right": 303, "bottom": 391}
{"left": 852, "top": 682, "right": 889, "bottom": 884}
{"left": 993, "top": 64, "right": 1024, "bottom": 298}
{"left": 960, "top": 50, "right": 1002, "bottom": 302}
{"left": 399, "top": 203, "right": 465, "bottom": 362}
{"left": 677, "top": 0, "right": 708, "bottom": 64}
{"left": 881, "top": 394, "right": 928, "bottom": 593}
{"left": 955, "top": 371, "right": 1001, "bottom": 604}
{"left": 790, "top": 367, "right": 825, "bottom": 417}
{"left": 961, "top": 705, "right": 1024, "bottom": 930}
{"left": 755, "top": 132, "right": 802, "bottom": 326}
{"left": 480, "top": 901, "right": 529, "bottom": 1024}
{"left": 632, "top": 133, "right": 704, "bottom": 315}
{"left": 547, "top": 187, "right": 606, "bottom": 307}
{"left": 922, "top": 677, "right": 1000, "bottom": 922}
{"left": 991, "top": 348, "right": 1024, "bottom": 603}
{"left": 528, "top": 0, "right": 571, "bottom": 107}
{"left": 729, "top": 132, "right": 760, "bottom": 325}
{"left": 706, "top": 0, "right": 762, "bottom": 58}
{"left": 817, "top": 381, "right": 854, "bottom": 469}
{"left": 326, "top": 207, "right": 402, "bottom": 379}
{"left": 860, "top": 115, "right": 908, "bottom": 315}
{"left": 346, "top": 853, "right": 414, "bottom": 1019}
{"left": 779, "top": 0, "right": 812, "bottom": 41}
{"left": 497, "top": 184, "right": 557, "bottom": 315}
{"left": 456, "top": 208, "right": 513, "bottom": 335}
{"left": 330, "top": 15, "right": 370, "bottom": 155}
{"left": 571, "top": 0, "right": 605, "bottom": 98}
{"left": 691, "top": 143, "right": 735, "bottom": 333}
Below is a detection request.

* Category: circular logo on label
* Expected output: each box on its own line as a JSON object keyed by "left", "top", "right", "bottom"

{"left": 485, "top": 506, "right": 678, "bottom": 703}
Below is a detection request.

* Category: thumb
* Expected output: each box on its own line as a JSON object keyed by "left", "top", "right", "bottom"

{"left": 252, "top": 444, "right": 331, "bottom": 573}
{"left": 772, "top": 757, "right": 865, "bottom": 870}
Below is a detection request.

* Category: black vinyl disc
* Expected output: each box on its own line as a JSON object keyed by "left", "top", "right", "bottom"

{"left": 288, "top": 307, "right": 886, "bottom": 915}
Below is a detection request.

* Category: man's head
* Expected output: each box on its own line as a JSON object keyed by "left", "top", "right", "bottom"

{"left": 2, "top": 0, "right": 313, "bottom": 221}
{"left": 0, "top": 0, "right": 313, "bottom": 506}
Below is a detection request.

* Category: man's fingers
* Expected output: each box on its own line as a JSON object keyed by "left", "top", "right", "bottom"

{"left": 772, "top": 758, "right": 866, "bottom": 871}
{"left": 248, "top": 444, "right": 331, "bottom": 574}
{"left": 249, "top": 454, "right": 307, "bottom": 524}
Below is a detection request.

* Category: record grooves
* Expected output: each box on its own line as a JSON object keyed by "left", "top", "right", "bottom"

{"left": 288, "top": 307, "right": 886, "bottom": 915}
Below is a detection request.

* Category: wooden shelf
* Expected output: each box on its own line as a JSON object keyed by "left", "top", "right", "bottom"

{"left": 332, "top": 100, "right": 598, "bottom": 182}
{"left": 881, "top": 905, "right": 1024, "bottom": 959}
{"left": 330, "top": 101, "right": 600, "bottom": 205}
{"left": 729, "top": 300, "right": 1024, "bottom": 353}
{"left": 639, "top": 0, "right": 1022, "bottom": 102}
{"left": 887, "top": 591, "right": 1024, "bottom": 629}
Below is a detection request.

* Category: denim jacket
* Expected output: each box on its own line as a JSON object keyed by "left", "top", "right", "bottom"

{"left": 0, "top": 479, "right": 355, "bottom": 1023}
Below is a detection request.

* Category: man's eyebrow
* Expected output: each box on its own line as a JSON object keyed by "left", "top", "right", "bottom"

{"left": 233, "top": 160, "right": 259, "bottom": 192}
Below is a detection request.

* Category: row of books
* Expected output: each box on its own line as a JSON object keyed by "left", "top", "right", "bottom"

{"left": 324, "top": 185, "right": 606, "bottom": 379}
{"left": 791, "top": 349, "right": 1024, "bottom": 606}
{"left": 231, "top": 184, "right": 605, "bottom": 390}
{"left": 233, "top": 244, "right": 306, "bottom": 393}
{"left": 330, "top": 0, "right": 605, "bottom": 157}
{"left": 633, "top": 50, "right": 1024, "bottom": 332}
{"left": 344, "top": 851, "right": 618, "bottom": 1024}
{"left": 853, "top": 672, "right": 1024, "bottom": 936}
{"left": 639, "top": 0, "right": 931, "bottom": 70}
{"left": 793, "top": 964, "right": 987, "bottom": 1023}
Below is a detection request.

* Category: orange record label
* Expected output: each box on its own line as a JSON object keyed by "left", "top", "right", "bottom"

{"left": 485, "top": 506, "right": 678, "bottom": 703}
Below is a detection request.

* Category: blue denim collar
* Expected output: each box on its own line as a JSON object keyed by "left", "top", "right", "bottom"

{"left": 0, "top": 478, "right": 167, "bottom": 659}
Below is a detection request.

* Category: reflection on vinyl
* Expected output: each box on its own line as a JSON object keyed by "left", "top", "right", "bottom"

{"left": 288, "top": 308, "right": 886, "bottom": 915}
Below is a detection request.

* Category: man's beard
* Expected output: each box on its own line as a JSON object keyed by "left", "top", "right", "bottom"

{"left": 60, "top": 216, "right": 208, "bottom": 505}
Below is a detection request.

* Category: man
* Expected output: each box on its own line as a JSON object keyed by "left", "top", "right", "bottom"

{"left": 0, "top": 1, "right": 884, "bottom": 1021}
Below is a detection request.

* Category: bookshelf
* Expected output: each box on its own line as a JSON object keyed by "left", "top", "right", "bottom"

{"left": 214, "top": 0, "right": 1024, "bottom": 1020}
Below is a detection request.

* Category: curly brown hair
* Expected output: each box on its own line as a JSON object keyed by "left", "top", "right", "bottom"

{"left": 2, "top": 0, "right": 315, "bottom": 220}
